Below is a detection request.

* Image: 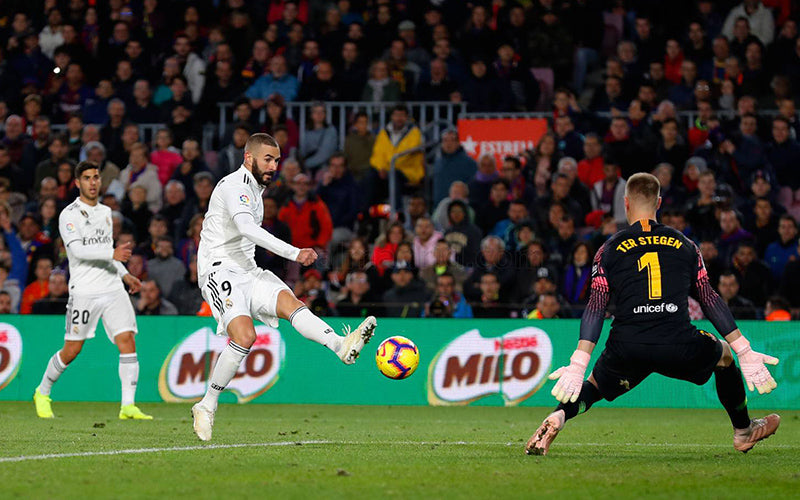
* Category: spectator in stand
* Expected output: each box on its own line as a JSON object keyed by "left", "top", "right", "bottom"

{"left": 655, "top": 118, "right": 689, "bottom": 171}
{"left": 526, "top": 292, "right": 563, "bottom": 319}
{"left": 461, "top": 57, "right": 512, "bottom": 113}
{"left": 17, "top": 212, "right": 53, "bottom": 265}
{"left": 467, "top": 154, "right": 499, "bottom": 211}
{"left": 432, "top": 130, "right": 477, "bottom": 207}
{"left": 417, "top": 58, "right": 458, "bottom": 102}
{"left": 576, "top": 134, "right": 604, "bottom": 188}
{"left": 176, "top": 213, "right": 203, "bottom": 268}
{"left": 419, "top": 239, "right": 468, "bottom": 293}
{"left": 764, "top": 295, "right": 791, "bottom": 321}
{"left": 120, "top": 142, "right": 162, "bottom": 212}
{"left": 55, "top": 62, "right": 91, "bottom": 123}
{"left": 770, "top": 117, "right": 800, "bottom": 218}
{"left": 492, "top": 43, "right": 540, "bottom": 111}
{"left": 168, "top": 256, "right": 203, "bottom": 315}
{"left": 336, "top": 270, "right": 378, "bottom": 318}
{"left": 731, "top": 240, "right": 772, "bottom": 306}
{"left": 2, "top": 116, "right": 30, "bottom": 167}
{"left": 561, "top": 241, "right": 593, "bottom": 307}
{"left": 20, "top": 256, "right": 52, "bottom": 314}
{"left": 299, "top": 103, "right": 337, "bottom": 173}
{"left": 198, "top": 60, "right": 243, "bottom": 123}
{"left": 382, "top": 260, "right": 428, "bottom": 318}
{"left": 343, "top": 111, "right": 375, "bottom": 182}
{"left": 462, "top": 236, "right": 515, "bottom": 302}
{"left": 431, "top": 181, "right": 475, "bottom": 231}
{"left": 554, "top": 116, "right": 584, "bottom": 161}
{"left": 135, "top": 279, "right": 178, "bottom": 316}
{"left": 371, "top": 222, "right": 407, "bottom": 277}
{"left": 100, "top": 98, "right": 128, "bottom": 166}
{"left": 246, "top": 54, "right": 299, "bottom": 106}
{"left": 278, "top": 173, "right": 333, "bottom": 252}
{"left": 128, "top": 80, "right": 159, "bottom": 124}
{"left": 744, "top": 197, "right": 778, "bottom": 257}
{"left": 412, "top": 217, "right": 442, "bottom": 270}
{"left": 217, "top": 123, "right": 249, "bottom": 178}
{"left": 298, "top": 60, "right": 340, "bottom": 101}
{"left": 364, "top": 105, "right": 424, "bottom": 210}
{"left": 171, "top": 34, "right": 205, "bottom": 104}
{"left": 34, "top": 134, "right": 72, "bottom": 189}
{"left": 158, "top": 180, "right": 186, "bottom": 241}
{"left": 170, "top": 138, "right": 209, "bottom": 197}
{"left": 471, "top": 272, "right": 510, "bottom": 318}
{"left": 178, "top": 172, "right": 214, "bottom": 238}
{"left": 263, "top": 93, "right": 299, "bottom": 153}
{"left": 722, "top": 1, "right": 775, "bottom": 46}
{"left": 337, "top": 40, "right": 367, "bottom": 101}
{"left": 31, "top": 269, "right": 68, "bottom": 315}
{"left": 147, "top": 236, "right": 186, "bottom": 298}
{"left": 718, "top": 208, "right": 754, "bottom": 264}
{"left": 317, "top": 152, "right": 361, "bottom": 251}
{"left": 362, "top": 59, "right": 401, "bottom": 102}
{"left": 424, "top": 272, "right": 473, "bottom": 319}
{"left": 717, "top": 271, "right": 758, "bottom": 319}
{"left": 764, "top": 214, "right": 798, "bottom": 280}
{"left": 150, "top": 129, "right": 183, "bottom": 186}
{"left": 476, "top": 179, "right": 510, "bottom": 235}
{"left": 500, "top": 156, "right": 535, "bottom": 209}
{"left": 82, "top": 79, "right": 114, "bottom": 124}
{"left": 255, "top": 196, "right": 292, "bottom": 282}
{"left": 0, "top": 264, "right": 21, "bottom": 314}
{"left": 54, "top": 160, "right": 78, "bottom": 203}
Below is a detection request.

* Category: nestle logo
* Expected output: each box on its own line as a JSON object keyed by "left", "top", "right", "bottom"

{"left": 0, "top": 332, "right": 7, "bottom": 343}
{"left": 253, "top": 334, "right": 271, "bottom": 346}
{"left": 494, "top": 336, "right": 538, "bottom": 351}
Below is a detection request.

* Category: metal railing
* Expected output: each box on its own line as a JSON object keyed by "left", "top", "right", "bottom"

{"left": 218, "top": 101, "right": 467, "bottom": 150}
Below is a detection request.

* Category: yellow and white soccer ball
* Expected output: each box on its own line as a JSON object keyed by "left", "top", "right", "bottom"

{"left": 375, "top": 336, "right": 420, "bottom": 380}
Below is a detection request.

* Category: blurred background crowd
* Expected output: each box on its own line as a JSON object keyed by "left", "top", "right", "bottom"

{"left": 1, "top": 0, "right": 800, "bottom": 321}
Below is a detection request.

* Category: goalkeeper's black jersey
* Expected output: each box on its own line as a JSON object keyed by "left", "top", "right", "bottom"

{"left": 580, "top": 219, "right": 737, "bottom": 345}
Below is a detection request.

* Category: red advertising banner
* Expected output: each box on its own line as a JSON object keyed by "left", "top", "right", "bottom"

{"left": 456, "top": 118, "right": 549, "bottom": 165}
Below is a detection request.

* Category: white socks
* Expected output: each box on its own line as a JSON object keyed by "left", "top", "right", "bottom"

{"left": 119, "top": 353, "right": 139, "bottom": 406}
{"left": 289, "top": 306, "right": 342, "bottom": 353}
{"left": 200, "top": 341, "right": 250, "bottom": 411}
{"left": 38, "top": 351, "right": 67, "bottom": 396}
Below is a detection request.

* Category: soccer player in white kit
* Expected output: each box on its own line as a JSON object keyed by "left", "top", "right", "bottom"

{"left": 191, "top": 133, "right": 376, "bottom": 441}
{"left": 33, "top": 161, "right": 152, "bottom": 420}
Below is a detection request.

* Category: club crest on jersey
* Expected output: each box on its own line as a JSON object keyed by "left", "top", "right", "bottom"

{"left": 80, "top": 210, "right": 89, "bottom": 218}
{"left": 239, "top": 194, "right": 250, "bottom": 205}
{"left": 225, "top": 298, "right": 233, "bottom": 309}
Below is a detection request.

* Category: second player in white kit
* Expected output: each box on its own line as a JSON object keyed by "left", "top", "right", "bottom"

{"left": 191, "top": 133, "right": 376, "bottom": 441}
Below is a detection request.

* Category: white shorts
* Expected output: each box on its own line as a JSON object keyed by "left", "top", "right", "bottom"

{"left": 200, "top": 267, "right": 291, "bottom": 336}
{"left": 64, "top": 287, "right": 138, "bottom": 342}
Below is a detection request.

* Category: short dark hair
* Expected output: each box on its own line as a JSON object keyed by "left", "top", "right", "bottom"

{"left": 391, "top": 104, "right": 409, "bottom": 115}
{"left": 245, "top": 133, "right": 279, "bottom": 152}
{"left": 779, "top": 214, "right": 797, "bottom": 228}
{"left": 503, "top": 156, "right": 521, "bottom": 170}
{"left": 75, "top": 161, "right": 100, "bottom": 178}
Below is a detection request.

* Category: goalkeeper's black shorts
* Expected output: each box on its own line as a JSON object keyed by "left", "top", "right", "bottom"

{"left": 591, "top": 329, "right": 723, "bottom": 402}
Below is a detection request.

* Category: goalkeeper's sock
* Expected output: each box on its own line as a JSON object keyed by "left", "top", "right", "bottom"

{"left": 200, "top": 341, "right": 250, "bottom": 411}
{"left": 37, "top": 351, "right": 67, "bottom": 396}
{"left": 119, "top": 353, "right": 139, "bottom": 406}
{"left": 289, "top": 306, "right": 342, "bottom": 353}
{"left": 556, "top": 380, "right": 602, "bottom": 421}
{"left": 714, "top": 363, "right": 751, "bottom": 429}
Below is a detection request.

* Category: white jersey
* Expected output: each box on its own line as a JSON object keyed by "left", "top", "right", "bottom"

{"left": 59, "top": 198, "right": 126, "bottom": 295}
{"left": 198, "top": 165, "right": 298, "bottom": 281}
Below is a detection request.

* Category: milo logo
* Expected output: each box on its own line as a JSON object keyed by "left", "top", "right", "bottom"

{"left": 0, "top": 323, "right": 23, "bottom": 392}
{"left": 428, "top": 327, "right": 552, "bottom": 406}
{"left": 158, "top": 325, "right": 283, "bottom": 403}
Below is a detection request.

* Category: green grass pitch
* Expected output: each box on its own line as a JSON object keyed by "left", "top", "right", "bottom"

{"left": 0, "top": 402, "right": 797, "bottom": 499}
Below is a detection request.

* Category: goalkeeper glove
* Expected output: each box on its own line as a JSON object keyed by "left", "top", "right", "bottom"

{"left": 549, "top": 350, "right": 591, "bottom": 403}
{"left": 730, "top": 336, "right": 779, "bottom": 394}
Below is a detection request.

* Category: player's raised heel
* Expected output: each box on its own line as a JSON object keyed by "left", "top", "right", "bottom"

{"left": 338, "top": 316, "right": 377, "bottom": 365}
{"left": 733, "top": 413, "right": 780, "bottom": 453}
{"left": 525, "top": 414, "right": 563, "bottom": 456}
{"left": 192, "top": 403, "right": 215, "bottom": 441}
{"left": 33, "top": 389, "right": 54, "bottom": 419}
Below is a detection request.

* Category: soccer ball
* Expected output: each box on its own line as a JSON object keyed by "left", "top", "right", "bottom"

{"left": 375, "top": 336, "right": 420, "bottom": 380}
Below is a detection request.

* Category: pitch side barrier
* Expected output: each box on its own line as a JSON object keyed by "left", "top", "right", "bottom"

{"left": 0, "top": 317, "right": 796, "bottom": 408}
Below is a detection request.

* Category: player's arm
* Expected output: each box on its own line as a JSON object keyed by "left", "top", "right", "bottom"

{"left": 550, "top": 244, "right": 610, "bottom": 403}
{"left": 59, "top": 211, "right": 132, "bottom": 262}
{"left": 231, "top": 212, "right": 302, "bottom": 262}
{"left": 689, "top": 243, "right": 779, "bottom": 394}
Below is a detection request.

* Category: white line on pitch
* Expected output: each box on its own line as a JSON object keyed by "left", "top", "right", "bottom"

{"left": 0, "top": 440, "right": 794, "bottom": 463}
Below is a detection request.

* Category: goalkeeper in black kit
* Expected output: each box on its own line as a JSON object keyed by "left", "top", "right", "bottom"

{"left": 525, "top": 173, "right": 780, "bottom": 456}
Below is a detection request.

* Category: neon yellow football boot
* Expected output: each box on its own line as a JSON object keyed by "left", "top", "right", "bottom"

{"left": 119, "top": 404, "right": 153, "bottom": 420}
{"left": 33, "top": 388, "right": 55, "bottom": 418}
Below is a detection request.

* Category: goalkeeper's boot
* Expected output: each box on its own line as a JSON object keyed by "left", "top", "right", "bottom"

{"left": 192, "top": 403, "right": 215, "bottom": 441}
{"left": 119, "top": 404, "right": 153, "bottom": 420}
{"left": 733, "top": 414, "right": 780, "bottom": 453}
{"left": 337, "top": 316, "right": 377, "bottom": 365}
{"left": 525, "top": 410, "right": 565, "bottom": 456}
{"left": 33, "top": 388, "right": 54, "bottom": 419}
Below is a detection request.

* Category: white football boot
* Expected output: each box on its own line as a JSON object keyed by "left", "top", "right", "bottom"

{"left": 192, "top": 402, "right": 216, "bottom": 441}
{"left": 337, "top": 316, "right": 377, "bottom": 364}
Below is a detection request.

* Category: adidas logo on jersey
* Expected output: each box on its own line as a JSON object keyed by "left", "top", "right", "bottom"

{"left": 633, "top": 303, "right": 678, "bottom": 314}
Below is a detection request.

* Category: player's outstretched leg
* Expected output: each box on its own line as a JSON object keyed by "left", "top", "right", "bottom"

{"left": 280, "top": 290, "right": 376, "bottom": 364}
{"left": 715, "top": 359, "right": 780, "bottom": 452}
{"left": 525, "top": 380, "right": 602, "bottom": 456}
{"left": 115, "top": 332, "right": 152, "bottom": 420}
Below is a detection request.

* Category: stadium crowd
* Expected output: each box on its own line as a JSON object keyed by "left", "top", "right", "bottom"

{"left": 1, "top": 0, "right": 800, "bottom": 321}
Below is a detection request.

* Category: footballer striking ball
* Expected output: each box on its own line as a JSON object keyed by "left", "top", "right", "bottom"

{"left": 375, "top": 336, "right": 420, "bottom": 380}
